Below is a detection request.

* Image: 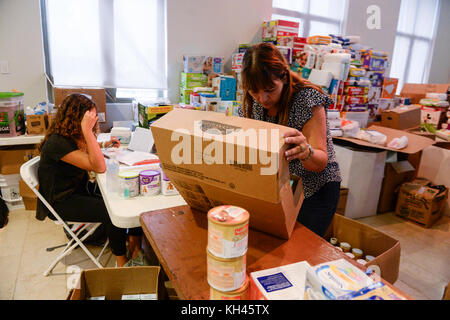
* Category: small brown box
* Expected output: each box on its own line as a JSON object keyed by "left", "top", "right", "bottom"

{"left": 26, "top": 114, "right": 47, "bottom": 135}
{"left": 395, "top": 178, "right": 448, "bottom": 228}
{"left": 381, "top": 105, "right": 421, "bottom": 130}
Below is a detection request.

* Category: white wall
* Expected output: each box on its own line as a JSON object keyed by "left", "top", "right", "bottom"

{"left": 344, "top": 0, "right": 401, "bottom": 75}
{"left": 166, "top": 0, "right": 272, "bottom": 103}
{"left": 0, "top": 0, "right": 47, "bottom": 108}
{"left": 0, "top": 0, "right": 448, "bottom": 108}
{"left": 428, "top": 0, "right": 450, "bottom": 84}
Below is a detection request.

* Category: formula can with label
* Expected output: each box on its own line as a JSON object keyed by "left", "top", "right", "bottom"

{"left": 207, "top": 205, "right": 249, "bottom": 259}
{"left": 206, "top": 249, "right": 246, "bottom": 292}
{"left": 118, "top": 171, "right": 140, "bottom": 198}
{"left": 139, "top": 170, "right": 160, "bottom": 196}
{"left": 210, "top": 276, "right": 249, "bottom": 300}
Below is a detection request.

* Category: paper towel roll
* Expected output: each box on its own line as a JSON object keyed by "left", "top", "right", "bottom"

{"left": 308, "top": 69, "right": 333, "bottom": 88}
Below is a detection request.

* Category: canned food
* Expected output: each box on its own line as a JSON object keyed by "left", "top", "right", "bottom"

{"left": 330, "top": 237, "right": 338, "bottom": 246}
{"left": 210, "top": 276, "right": 249, "bottom": 300}
{"left": 206, "top": 249, "right": 246, "bottom": 292}
{"left": 365, "top": 255, "right": 375, "bottom": 262}
{"left": 345, "top": 252, "right": 355, "bottom": 260}
{"left": 207, "top": 205, "right": 249, "bottom": 259}
{"left": 139, "top": 170, "right": 160, "bottom": 196}
{"left": 118, "top": 171, "right": 140, "bottom": 198}
{"left": 352, "top": 248, "right": 363, "bottom": 260}
{"left": 356, "top": 259, "right": 367, "bottom": 266}
{"left": 340, "top": 242, "right": 351, "bottom": 252}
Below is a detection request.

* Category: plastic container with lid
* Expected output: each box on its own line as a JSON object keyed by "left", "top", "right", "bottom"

{"left": 206, "top": 249, "right": 246, "bottom": 292}
{"left": 0, "top": 92, "right": 25, "bottom": 137}
{"left": 118, "top": 171, "right": 140, "bottom": 198}
{"left": 207, "top": 205, "right": 249, "bottom": 259}
{"left": 365, "top": 255, "right": 375, "bottom": 262}
{"left": 340, "top": 242, "right": 351, "bottom": 252}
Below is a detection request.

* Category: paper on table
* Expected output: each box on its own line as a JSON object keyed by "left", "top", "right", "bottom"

{"left": 115, "top": 150, "right": 159, "bottom": 166}
{"left": 128, "top": 127, "right": 154, "bottom": 153}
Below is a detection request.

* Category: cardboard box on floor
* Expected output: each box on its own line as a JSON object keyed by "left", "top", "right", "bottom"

{"left": 395, "top": 178, "right": 448, "bottom": 228}
{"left": 0, "top": 145, "right": 39, "bottom": 175}
{"left": 151, "top": 109, "right": 304, "bottom": 239}
{"left": 380, "top": 105, "right": 421, "bottom": 130}
{"left": 336, "top": 187, "right": 349, "bottom": 215}
{"left": 377, "top": 161, "right": 416, "bottom": 213}
{"left": 324, "top": 214, "right": 401, "bottom": 284}
{"left": 333, "top": 125, "right": 435, "bottom": 154}
{"left": 399, "top": 83, "right": 449, "bottom": 105}
{"left": 19, "top": 178, "right": 37, "bottom": 210}
{"left": 68, "top": 266, "right": 163, "bottom": 300}
{"left": 54, "top": 87, "right": 107, "bottom": 123}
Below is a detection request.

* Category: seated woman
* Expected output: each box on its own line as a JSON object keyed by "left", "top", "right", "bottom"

{"left": 36, "top": 93, "right": 146, "bottom": 267}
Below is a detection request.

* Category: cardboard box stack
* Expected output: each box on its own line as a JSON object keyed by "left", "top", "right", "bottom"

{"left": 179, "top": 54, "right": 241, "bottom": 114}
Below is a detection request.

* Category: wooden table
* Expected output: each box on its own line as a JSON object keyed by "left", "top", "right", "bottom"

{"left": 140, "top": 205, "right": 411, "bottom": 300}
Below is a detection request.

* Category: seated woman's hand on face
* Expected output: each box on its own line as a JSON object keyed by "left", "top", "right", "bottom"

{"left": 105, "top": 136, "right": 121, "bottom": 148}
{"left": 283, "top": 129, "right": 311, "bottom": 161}
{"left": 81, "top": 109, "right": 98, "bottom": 135}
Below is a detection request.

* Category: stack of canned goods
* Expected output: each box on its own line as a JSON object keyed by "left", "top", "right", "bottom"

{"left": 206, "top": 205, "right": 250, "bottom": 300}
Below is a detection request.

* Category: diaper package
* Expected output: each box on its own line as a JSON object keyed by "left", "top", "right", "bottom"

{"left": 305, "top": 259, "right": 374, "bottom": 300}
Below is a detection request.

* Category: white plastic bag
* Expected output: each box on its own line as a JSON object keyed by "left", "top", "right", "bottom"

{"left": 387, "top": 136, "right": 408, "bottom": 149}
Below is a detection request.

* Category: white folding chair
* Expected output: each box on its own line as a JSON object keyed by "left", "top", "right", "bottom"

{"left": 20, "top": 156, "right": 109, "bottom": 276}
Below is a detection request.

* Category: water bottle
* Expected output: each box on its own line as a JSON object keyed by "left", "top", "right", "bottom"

{"left": 106, "top": 154, "right": 119, "bottom": 195}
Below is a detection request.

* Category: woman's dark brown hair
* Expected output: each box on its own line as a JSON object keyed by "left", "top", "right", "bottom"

{"left": 38, "top": 93, "right": 97, "bottom": 152}
{"left": 241, "top": 42, "right": 323, "bottom": 126}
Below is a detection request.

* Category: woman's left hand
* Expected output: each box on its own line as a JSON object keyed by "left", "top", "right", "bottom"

{"left": 106, "top": 136, "right": 121, "bottom": 148}
{"left": 283, "top": 129, "right": 310, "bottom": 161}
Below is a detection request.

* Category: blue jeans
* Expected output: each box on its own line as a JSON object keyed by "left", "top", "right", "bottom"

{"left": 297, "top": 181, "right": 341, "bottom": 237}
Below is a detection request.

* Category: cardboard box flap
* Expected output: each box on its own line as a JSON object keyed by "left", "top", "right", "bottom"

{"left": 400, "top": 182, "right": 447, "bottom": 201}
{"left": 385, "top": 105, "right": 421, "bottom": 114}
{"left": 333, "top": 125, "right": 435, "bottom": 154}
{"left": 391, "top": 161, "right": 415, "bottom": 174}
{"left": 82, "top": 267, "right": 160, "bottom": 300}
{"left": 151, "top": 109, "right": 294, "bottom": 203}
{"left": 400, "top": 83, "right": 449, "bottom": 104}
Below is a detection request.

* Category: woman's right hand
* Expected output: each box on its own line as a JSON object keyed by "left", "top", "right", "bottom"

{"left": 81, "top": 110, "right": 98, "bottom": 135}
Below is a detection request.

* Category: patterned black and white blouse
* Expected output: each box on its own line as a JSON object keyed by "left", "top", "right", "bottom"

{"left": 239, "top": 87, "right": 342, "bottom": 198}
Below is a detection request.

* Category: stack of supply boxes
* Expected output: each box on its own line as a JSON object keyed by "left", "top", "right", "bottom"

{"left": 207, "top": 205, "right": 250, "bottom": 300}
{"left": 180, "top": 54, "right": 241, "bottom": 115}
{"left": 419, "top": 92, "right": 450, "bottom": 139}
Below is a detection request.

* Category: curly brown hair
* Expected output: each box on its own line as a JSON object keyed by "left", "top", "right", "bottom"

{"left": 38, "top": 93, "right": 98, "bottom": 152}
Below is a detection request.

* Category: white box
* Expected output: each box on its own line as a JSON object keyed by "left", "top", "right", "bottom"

{"left": 249, "top": 261, "right": 310, "bottom": 300}
{"left": 333, "top": 144, "right": 386, "bottom": 219}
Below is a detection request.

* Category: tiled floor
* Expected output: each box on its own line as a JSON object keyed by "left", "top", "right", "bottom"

{"left": 1, "top": 208, "right": 449, "bottom": 300}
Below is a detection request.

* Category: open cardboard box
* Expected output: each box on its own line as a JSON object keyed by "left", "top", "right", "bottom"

{"left": 67, "top": 266, "right": 163, "bottom": 300}
{"left": 333, "top": 125, "right": 435, "bottom": 154}
{"left": 151, "top": 109, "right": 304, "bottom": 239}
{"left": 324, "top": 214, "right": 400, "bottom": 284}
{"left": 400, "top": 83, "right": 449, "bottom": 105}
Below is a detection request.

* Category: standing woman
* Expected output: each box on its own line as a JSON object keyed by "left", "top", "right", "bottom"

{"left": 239, "top": 43, "right": 342, "bottom": 237}
{"left": 37, "top": 93, "right": 132, "bottom": 267}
